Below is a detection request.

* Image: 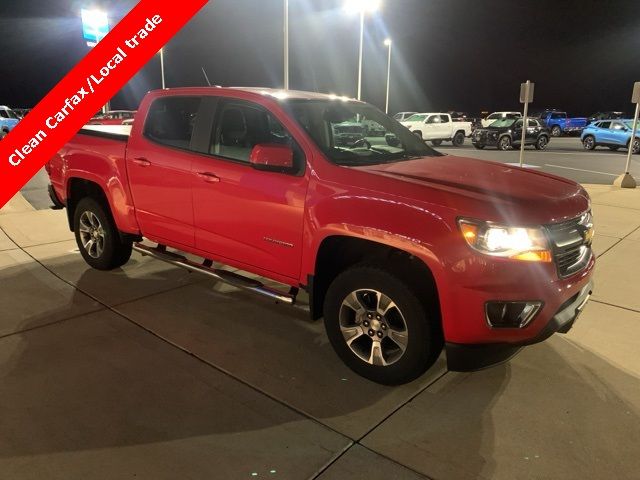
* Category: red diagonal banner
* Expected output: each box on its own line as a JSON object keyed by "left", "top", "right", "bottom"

{"left": 0, "top": 0, "right": 209, "bottom": 209}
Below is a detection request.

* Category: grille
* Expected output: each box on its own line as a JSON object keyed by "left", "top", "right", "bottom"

{"left": 546, "top": 212, "right": 593, "bottom": 278}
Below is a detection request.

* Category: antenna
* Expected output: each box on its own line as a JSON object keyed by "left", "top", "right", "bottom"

{"left": 201, "top": 67, "right": 212, "bottom": 87}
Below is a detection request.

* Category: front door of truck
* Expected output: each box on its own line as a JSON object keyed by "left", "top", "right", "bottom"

{"left": 190, "top": 98, "right": 308, "bottom": 280}
{"left": 126, "top": 95, "right": 206, "bottom": 248}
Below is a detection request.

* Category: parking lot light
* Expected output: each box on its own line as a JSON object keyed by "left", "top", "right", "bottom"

{"left": 344, "top": 0, "right": 382, "bottom": 100}
{"left": 384, "top": 38, "right": 392, "bottom": 113}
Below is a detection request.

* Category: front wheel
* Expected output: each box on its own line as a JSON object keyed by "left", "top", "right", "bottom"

{"left": 582, "top": 135, "right": 596, "bottom": 150}
{"left": 74, "top": 197, "right": 132, "bottom": 271}
{"left": 323, "top": 264, "right": 442, "bottom": 385}
{"left": 631, "top": 138, "right": 640, "bottom": 154}
{"left": 551, "top": 126, "right": 562, "bottom": 137}
{"left": 498, "top": 136, "right": 512, "bottom": 151}
{"left": 535, "top": 135, "right": 549, "bottom": 150}
{"left": 431, "top": 139, "right": 442, "bottom": 147}
{"left": 452, "top": 131, "right": 465, "bottom": 147}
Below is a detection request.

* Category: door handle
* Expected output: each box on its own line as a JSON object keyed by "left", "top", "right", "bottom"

{"left": 197, "top": 172, "right": 220, "bottom": 183}
{"left": 132, "top": 157, "right": 151, "bottom": 167}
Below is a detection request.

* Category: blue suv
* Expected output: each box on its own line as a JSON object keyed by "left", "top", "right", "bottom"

{"left": 0, "top": 106, "right": 20, "bottom": 134}
{"left": 581, "top": 119, "right": 640, "bottom": 154}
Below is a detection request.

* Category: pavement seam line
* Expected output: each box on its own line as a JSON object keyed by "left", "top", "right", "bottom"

{"left": 596, "top": 224, "right": 640, "bottom": 258}
{"left": 591, "top": 299, "right": 640, "bottom": 315}
{"left": 356, "top": 370, "right": 449, "bottom": 443}
{"left": 9, "top": 235, "right": 358, "bottom": 444}
{"left": 0, "top": 307, "right": 107, "bottom": 341}
{"left": 307, "top": 441, "right": 355, "bottom": 480}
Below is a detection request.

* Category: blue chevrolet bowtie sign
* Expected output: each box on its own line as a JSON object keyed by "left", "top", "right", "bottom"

{"left": 81, "top": 9, "right": 110, "bottom": 47}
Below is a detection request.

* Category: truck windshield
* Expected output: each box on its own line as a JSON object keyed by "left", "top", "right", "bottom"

{"left": 283, "top": 100, "right": 438, "bottom": 166}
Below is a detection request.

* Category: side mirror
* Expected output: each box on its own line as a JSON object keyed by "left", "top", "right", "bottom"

{"left": 249, "top": 143, "right": 295, "bottom": 173}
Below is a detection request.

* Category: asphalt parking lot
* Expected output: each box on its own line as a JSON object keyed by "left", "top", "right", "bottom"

{"left": 437, "top": 137, "right": 640, "bottom": 185}
{"left": 2, "top": 182, "right": 640, "bottom": 479}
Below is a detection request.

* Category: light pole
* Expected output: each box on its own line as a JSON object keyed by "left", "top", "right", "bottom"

{"left": 81, "top": 8, "right": 109, "bottom": 113}
{"left": 384, "top": 38, "right": 392, "bottom": 113}
{"left": 284, "top": 0, "right": 290, "bottom": 90}
{"left": 344, "top": 0, "right": 382, "bottom": 100}
{"left": 160, "top": 48, "right": 166, "bottom": 89}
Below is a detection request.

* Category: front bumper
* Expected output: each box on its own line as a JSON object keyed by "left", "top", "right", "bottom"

{"left": 446, "top": 280, "right": 593, "bottom": 371}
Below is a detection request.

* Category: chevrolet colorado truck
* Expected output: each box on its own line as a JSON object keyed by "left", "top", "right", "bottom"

{"left": 46, "top": 87, "right": 595, "bottom": 385}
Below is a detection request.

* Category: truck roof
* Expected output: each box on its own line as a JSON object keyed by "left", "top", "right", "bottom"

{"left": 148, "top": 86, "right": 363, "bottom": 103}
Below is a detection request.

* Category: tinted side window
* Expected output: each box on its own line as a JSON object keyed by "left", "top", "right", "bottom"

{"left": 528, "top": 119, "right": 538, "bottom": 127}
{"left": 599, "top": 121, "right": 611, "bottom": 129}
{"left": 144, "top": 97, "right": 202, "bottom": 150}
{"left": 0, "top": 110, "right": 8, "bottom": 118}
{"left": 210, "top": 100, "right": 300, "bottom": 166}
{"left": 439, "top": 115, "right": 450, "bottom": 123}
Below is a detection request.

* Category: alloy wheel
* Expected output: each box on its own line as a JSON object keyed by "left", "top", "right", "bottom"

{"left": 78, "top": 211, "right": 105, "bottom": 259}
{"left": 339, "top": 289, "right": 409, "bottom": 366}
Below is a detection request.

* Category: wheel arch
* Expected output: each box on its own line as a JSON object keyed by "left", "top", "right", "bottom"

{"left": 309, "top": 235, "right": 442, "bottom": 328}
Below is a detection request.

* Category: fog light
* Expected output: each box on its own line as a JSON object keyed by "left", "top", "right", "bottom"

{"left": 485, "top": 301, "right": 542, "bottom": 328}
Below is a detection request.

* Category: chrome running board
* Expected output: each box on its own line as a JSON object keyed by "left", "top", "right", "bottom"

{"left": 133, "top": 243, "right": 296, "bottom": 305}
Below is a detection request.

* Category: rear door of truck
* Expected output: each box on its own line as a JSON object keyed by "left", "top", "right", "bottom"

{"left": 126, "top": 95, "right": 208, "bottom": 248}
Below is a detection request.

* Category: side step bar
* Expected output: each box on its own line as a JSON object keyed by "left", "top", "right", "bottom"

{"left": 132, "top": 243, "right": 296, "bottom": 305}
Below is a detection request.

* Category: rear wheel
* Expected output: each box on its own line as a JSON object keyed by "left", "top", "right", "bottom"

{"left": 452, "top": 131, "right": 465, "bottom": 147}
{"left": 582, "top": 135, "right": 596, "bottom": 150}
{"left": 629, "top": 138, "right": 640, "bottom": 154}
{"left": 74, "top": 197, "right": 132, "bottom": 271}
{"left": 551, "top": 125, "right": 562, "bottom": 137}
{"left": 413, "top": 131, "right": 423, "bottom": 139}
{"left": 323, "top": 264, "right": 442, "bottom": 385}
{"left": 498, "top": 135, "right": 512, "bottom": 151}
{"left": 535, "top": 135, "right": 549, "bottom": 150}
{"left": 431, "top": 139, "right": 442, "bottom": 147}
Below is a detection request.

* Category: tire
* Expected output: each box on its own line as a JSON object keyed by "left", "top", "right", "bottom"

{"left": 74, "top": 197, "right": 132, "bottom": 271}
{"left": 582, "top": 135, "right": 596, "bottom": 151}
{"left": 323, "top": 264, "right": 443, "bottom": 385}
{"left": 452, "top": 131, "right": 465, "bottom": 147}
{"left": 413, "top": 131, "right": 422, "bottom": 139}
{"left": 473, "top": 143, "right": 485, "bottom": 150}
{"left": 431, "top": 139, "right": 442, "bottom": 147}
{"left": 631, "top": 138, "right": 640, "bottom": 155}
{"left": 551, "top": 126, "right": 562, "bottom": 137}
{"left": 535, "top": 135, "right": 549, "bottom": 150}
{"left": 608, "top": 146, "right": 620, "bottom": 151}
{"left": 498, "top": 135, "right": 512, "bottom": 151}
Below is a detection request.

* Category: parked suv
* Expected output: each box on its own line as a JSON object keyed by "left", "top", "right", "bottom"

{"left": 473, "top": 118, "right": 550, "bottom": 151}
{"left": 46, "top": 87, "right": 594, "bottom": 385}
{"left": 0, "top": 106, "right": 20, "bottom": 133}
{"left": 581, "top": 119, "right": 640, "bottom": 153}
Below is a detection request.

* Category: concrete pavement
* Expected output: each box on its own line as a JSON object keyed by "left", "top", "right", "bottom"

{"left": 0, "top": 185, "right": 639, "bottom": 479}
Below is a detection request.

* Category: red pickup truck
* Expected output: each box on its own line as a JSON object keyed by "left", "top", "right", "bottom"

{"left": 46, "top": 87, "right": 595, "bottom": 385}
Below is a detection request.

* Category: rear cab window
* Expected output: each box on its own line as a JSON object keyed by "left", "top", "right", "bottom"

{"left": 143, "top": 96, "right": 202, "bottom": 151}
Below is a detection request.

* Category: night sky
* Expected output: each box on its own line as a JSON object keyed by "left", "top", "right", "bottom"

{"left": 1, "top": 0, "right": 639, "bottom": 116}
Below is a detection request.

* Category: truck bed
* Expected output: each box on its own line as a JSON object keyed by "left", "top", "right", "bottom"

{"left": 80, "top": 124, "right": 132, "bottom": 142}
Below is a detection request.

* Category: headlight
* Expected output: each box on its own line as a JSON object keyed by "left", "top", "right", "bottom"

{"left": 458, "top": 218, "right": 552, "bottom": 262}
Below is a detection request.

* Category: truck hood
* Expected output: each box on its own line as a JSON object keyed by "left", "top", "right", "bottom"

{"left": 354, "top": 155, "right": 589, "bottom": 225}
